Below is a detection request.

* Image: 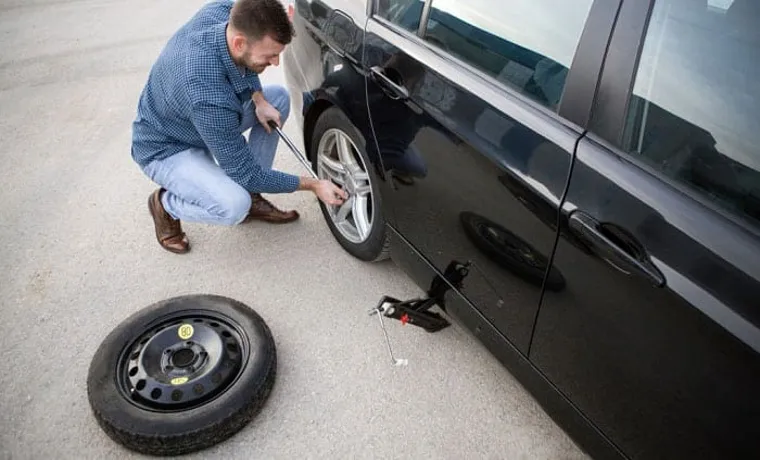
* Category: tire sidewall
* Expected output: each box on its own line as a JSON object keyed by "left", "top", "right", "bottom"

{"left": 86, "top": 294, "right": 276, "bottom": 438}
{"left": 310, "top": 107, "right": 388, "bottom": 261}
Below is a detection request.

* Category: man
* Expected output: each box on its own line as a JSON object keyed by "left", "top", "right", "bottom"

{"left": 131, "top": 0, "right": 346, "bottom": 254}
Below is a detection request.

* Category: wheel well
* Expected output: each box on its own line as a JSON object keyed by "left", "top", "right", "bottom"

{"left": 303, "top": 99, "right": 334, "bottom": 161}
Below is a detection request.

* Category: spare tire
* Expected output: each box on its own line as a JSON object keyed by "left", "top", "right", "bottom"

{"left": 86, "top": 294, "right": 277, "bottom": 456}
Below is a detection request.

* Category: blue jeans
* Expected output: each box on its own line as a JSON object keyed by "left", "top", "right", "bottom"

{"left": 142, "top": 85, "right": 291, "bottom": 226}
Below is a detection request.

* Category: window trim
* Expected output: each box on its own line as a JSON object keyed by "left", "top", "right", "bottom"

{"left": 367, "top": 0, "right": 615, "bottom": 131}
{"left": 368, "top": 0, "right": 432, "bottom": 36}
{"left": 559, "top": 0, "right": 623, "bottom": 128}
{"left": 588, "top": 0, "right": 656, "bottom": 145}
{"left": 367, "top": 14, "right": 583, "bottom": 135}
{"left": 589, "top": 0, "right": 760, "bottom": 235}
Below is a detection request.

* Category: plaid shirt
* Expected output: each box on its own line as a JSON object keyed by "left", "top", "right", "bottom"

{"left": 131, "top": 0, "right": 300, "bottom": 193}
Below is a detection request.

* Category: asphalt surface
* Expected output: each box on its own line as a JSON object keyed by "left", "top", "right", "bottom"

{"left": 0, "top": 0, "right": 588, "bottom": 458}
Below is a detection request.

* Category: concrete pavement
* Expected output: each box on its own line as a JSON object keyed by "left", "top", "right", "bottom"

{"left": 0, "top": 0, "right": 587, "bottom": 458}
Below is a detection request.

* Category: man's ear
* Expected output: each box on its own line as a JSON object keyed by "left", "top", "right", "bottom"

{"left": 231, "top": 34, "right": 248, "bottom": 54}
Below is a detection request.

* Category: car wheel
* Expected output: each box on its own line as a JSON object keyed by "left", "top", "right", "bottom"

{"left": 310, "top": 106, "right": 389, "bottom": 261}
{"left": 86, "top": 294, "right": 277, "bottom": 456}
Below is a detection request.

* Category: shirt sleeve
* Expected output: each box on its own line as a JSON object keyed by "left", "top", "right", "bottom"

{"left": 245, "top": 71, "right": 262, "bottom": 93}
{"left": 185, "top": 60, "right": 300, "bottom": 194}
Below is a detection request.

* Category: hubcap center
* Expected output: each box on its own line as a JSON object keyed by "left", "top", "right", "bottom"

{"left": 171, "top": 348, "right": 196, "bottom": 368}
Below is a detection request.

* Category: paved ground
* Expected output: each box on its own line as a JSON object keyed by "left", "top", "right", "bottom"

{"left": 0, "top": 0, "right": 588, "bottom": 458}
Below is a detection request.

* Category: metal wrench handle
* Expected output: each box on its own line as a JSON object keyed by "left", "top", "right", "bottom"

{"left": 370, "top": 302, "right": 409, "bottom": 367}
{"left": 268, "top": 121, "right": 318, "bottom": 179}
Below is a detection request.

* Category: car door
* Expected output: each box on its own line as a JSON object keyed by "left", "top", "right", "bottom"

{"left": 528, "top": 0, "right": 760, "bottom": 458}
{"left": 361, "top": 0, "right": 611, "bottom": 355}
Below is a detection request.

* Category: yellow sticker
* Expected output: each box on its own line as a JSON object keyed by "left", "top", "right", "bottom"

{"left": 177, "top": 324, "right": 194, "bottom": 340}
{"left": 170, "top": 376, "right": 189, "bottom": 385}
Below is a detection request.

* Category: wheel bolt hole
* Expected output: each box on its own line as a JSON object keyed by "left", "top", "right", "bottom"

{"left": 210, "top": 322, "right": 219, "bottom": 328}
{"left": 222, "top": 331, "right": 231, "bottom": 338}
{"left": 130, "top": 351, "right": 140, "bottom": 360}
{"left": 135, "top": 379, "right": 146, "bottom": 391}
{"left": 193, "top": 319, "right": 203, "bottom": 323}
{"left": 151, "top": 389, "right": 162, "bottom": 399}
{"left": 129, "top": 367, "right": 138, "bottom": 377}
{"left": 171, "top": 390, "right": 183, "bottom": 401}
{"left": 193, "top": 384, "right": 204, "bottom": 395}
{"left": 226, "top": 343, "right": 237, "bottom": 353}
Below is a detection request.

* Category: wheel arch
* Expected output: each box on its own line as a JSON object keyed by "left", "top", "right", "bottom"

{"left": 303, "top": 97, "right": 334, "bottom": 163}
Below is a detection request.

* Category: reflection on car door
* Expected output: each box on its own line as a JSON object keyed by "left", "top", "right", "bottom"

{"left": 362, "top": 0, "right": 597, "bottom": 354}
{"left": 529, "top": 0, "right": 760, "bottom": 457}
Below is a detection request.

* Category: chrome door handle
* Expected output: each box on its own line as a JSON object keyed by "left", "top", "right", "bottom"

{"left": 569, "top": 211, "right": 665, "bottom": 287}
{"left": 369, "top": 66, "right": 410, "bottom": 100}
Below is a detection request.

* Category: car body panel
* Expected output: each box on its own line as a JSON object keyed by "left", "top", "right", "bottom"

{"left": 360, "top": 14, "right": 580, "bottom": 355}
{"left": 281, "top": 0, "right": 760, "bottom": 458}
{"left": 530, "top": 133, "right": 760, "bottom": 459}
{"left": 529, "top": 1, "right": 760, "bottom": 457}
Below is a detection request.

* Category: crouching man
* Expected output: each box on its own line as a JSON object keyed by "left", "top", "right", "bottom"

{"left": 130, "top": 0, "right": 346, "bottom": 253}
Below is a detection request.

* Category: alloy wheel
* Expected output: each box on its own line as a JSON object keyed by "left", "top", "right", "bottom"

{"left": 316, "top": 128, "right": 374, "bottom": 244}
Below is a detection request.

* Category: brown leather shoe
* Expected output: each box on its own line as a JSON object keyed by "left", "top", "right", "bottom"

{"left": 245, "top": 193, "right": 299, "bottom": 224}
{"left": 148, "top": 188, "right": 189, "bottom": 254}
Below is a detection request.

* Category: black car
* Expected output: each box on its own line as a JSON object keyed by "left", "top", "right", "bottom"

{"left": 281, "top": 0, "right": 760, "bottom": 458}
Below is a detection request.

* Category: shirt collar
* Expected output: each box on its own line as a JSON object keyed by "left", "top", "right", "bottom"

{"left": 214, "top": 22, "right": 260, "bottom": 94}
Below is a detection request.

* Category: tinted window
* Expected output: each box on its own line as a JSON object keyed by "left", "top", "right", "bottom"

{"left": 421, "top": 0, "right": 594, "bottom": 111}
{"left": 622, "top": 0, "right": 760, "bottom": 227}
{"left": 374, "top": 0, "right": 426, "bottom": 33}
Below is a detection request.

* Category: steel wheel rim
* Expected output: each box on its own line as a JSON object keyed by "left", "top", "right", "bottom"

{"left": 115, "top": 311, "right": 249, "bottom": 412}
{"left": 316, "top": 128, "right": 374, "bottom": 244}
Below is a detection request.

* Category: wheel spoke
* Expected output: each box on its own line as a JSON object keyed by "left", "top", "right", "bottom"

{"left": 335, "top": 196, "right": 354, "bottom": 223}
{"left": 335, "top": 133, "right": 356, "bottom": 167}
{"left": 354, "top": 183, "right": 371, "bottom": 197}
{"left": 353, "top": 195, "right": 371, "bottom": 240}
{"left": 353, "top": 170, "right": 369, "bottom": 182}
{"left": 318, "top": 154, "right": 346, "bottom": 184}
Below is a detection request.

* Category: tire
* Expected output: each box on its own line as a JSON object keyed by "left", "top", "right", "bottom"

{"left": 309, "top": 106, "right": 389, "bottom": 261}
{"left": 460, "top": 212, "right": 566, "bottom": 292}
{"left": 86, "top": 294, "right": 277, "bottom": 456}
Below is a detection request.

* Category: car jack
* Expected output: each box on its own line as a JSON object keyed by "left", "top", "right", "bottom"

{"left": 369, "top": 261, "right": 470, "bottom": 366}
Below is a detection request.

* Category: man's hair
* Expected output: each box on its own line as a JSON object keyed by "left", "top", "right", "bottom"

{"left": 230, "top": 0, "right": 294, "bottom": 45}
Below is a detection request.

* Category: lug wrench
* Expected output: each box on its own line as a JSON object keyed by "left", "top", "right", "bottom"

{"left": 269, "top": 120, "right": 407, "bottom": 367}
{"left": 268, "top": 121, "right": 317, "bottom": 178}
{"left": 370, "top": 300, "right": 409, "bottom": 367}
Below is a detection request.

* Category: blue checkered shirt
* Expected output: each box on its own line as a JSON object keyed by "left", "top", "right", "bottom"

{"left": 131, "top": 0, "right": 300, "bottom": 193}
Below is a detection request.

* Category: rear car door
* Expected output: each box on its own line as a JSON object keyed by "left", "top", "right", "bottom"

{"left": 362, "top": 0, "right": 612, "bottom": 354}
{"left": 529, "top": 0, "right": 760, "bottom": 457}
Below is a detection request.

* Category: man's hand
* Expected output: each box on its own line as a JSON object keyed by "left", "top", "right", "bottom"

{"left": 314, "top": 180, "right": 349, "bottom": 206}
{"left": 299, "top": 177, "right": 348, "bottom": 206}
{"left": 253, "top": 91, "right": 280, "bottom": 134}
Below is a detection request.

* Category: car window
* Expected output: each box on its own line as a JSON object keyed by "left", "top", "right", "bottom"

{"left": 420, "top": 0, "right": 594, "bottom": 111}
{"left": 622, "top": 0, "right": 760, "bottom": 227}
{"left": 374, "top": 0, "right": 426, "bottom": 33}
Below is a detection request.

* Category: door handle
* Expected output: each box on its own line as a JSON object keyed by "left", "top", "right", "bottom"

{"left": 569, "top": 211, "right": 665, "bottom": 287}
{"left": 369, "top": 66, "right": 410, "bottom": 100}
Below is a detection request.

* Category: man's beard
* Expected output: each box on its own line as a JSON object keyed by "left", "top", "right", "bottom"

{"left": 243, "top": 60, "right": 268, "bottom": 74}
{"left": 232, "top": 53, "right": 267, "bottom": 73}
{"left": 249, "top": 63, "right": 268, "bottom": 73}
